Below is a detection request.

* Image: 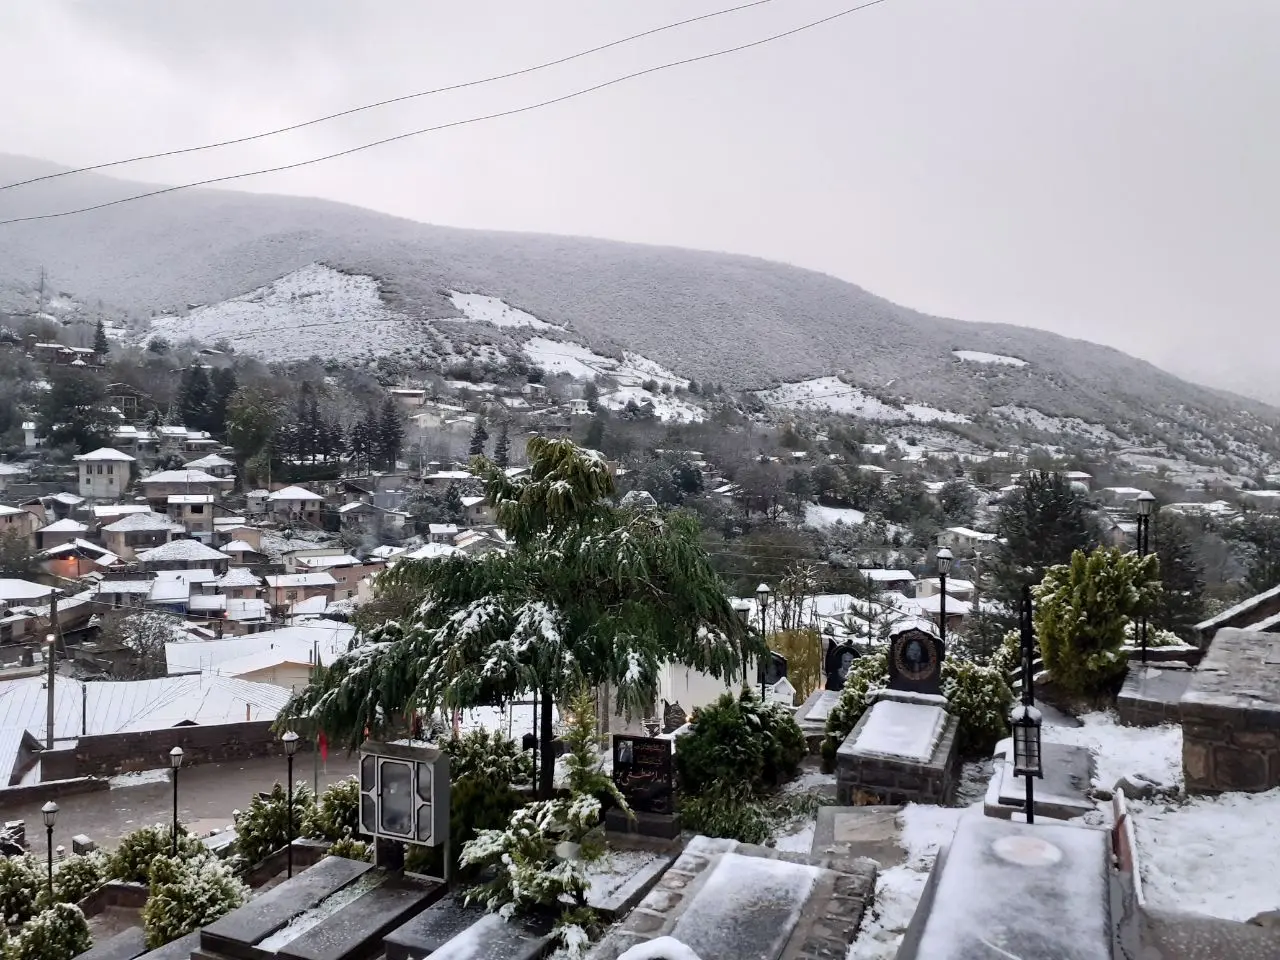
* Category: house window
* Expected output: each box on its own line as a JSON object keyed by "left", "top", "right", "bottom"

{"left": 190, "top": 505, "right": 204, "bottom": 514}
{"left": 106, "top": 464, "right": 113, "bottom": 475}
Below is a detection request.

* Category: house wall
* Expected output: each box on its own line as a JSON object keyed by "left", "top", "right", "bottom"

{"left": 219, "top": 526, "right": 263, "bottom": 550}
{"left": 270, "top": 502, "right": 321, "bottom": 525}
{"left": 657, "top": 664, "right": 741, "bottom": 718}
{"left": 78, "top": 462, "right": 127, "bottom": 499}
{"left": 327, "top": 562, "right": 385, "bottom": 599}
{"left": 267, "top": 583, "right": 334, "bottom": 609}
{"left": 0, "top": 511, "right": 38, "bottom": 541}
{"left": 169, "top": 503, "right": 214, "bottom": 536}
{"left": 237, "top": 663, "right": 316, "bottom": 692}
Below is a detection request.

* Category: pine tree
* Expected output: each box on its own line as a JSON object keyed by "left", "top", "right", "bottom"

{"left": 443, "top": 483, "right": 465, "bottom": 523}
{"left": 582, "top": 381, "right": 599, "bottom": 412}
{"left": 37, "top": 368, "right": 115, "bottom": 453}
{"left": 347, "top": 418, "right": 372, "bottom": 475}
{"left": 469, "top": 418, "right": 489, "bottom": 457}
{"left": 1235, "top": 513, "right": 1280, "bottom": 593}
{"left": 285, "top": 438, "right": 760, "bottom": 800}
{"left": 208, "top": 368, "right": 238, "bottom": 437}
{"left": 493, "top": 423, "right": 511, "bottom": 467}
{"left": 990, "top": 471, "right": 1100, "bottom": 616}
{"left": 177, "top": 366, "right": 213, "bottom": 432}
{"left": 92, "top": 320, "right": 109, "bottom": 356}
{"left": 377, "top": 398, "right": 404, "bottom": 469}
{"left": 583, "top": 415, "right": 604, "bottom": 451}
{"left": 1152, "top": 511, "right": 1206, "bottom": 639}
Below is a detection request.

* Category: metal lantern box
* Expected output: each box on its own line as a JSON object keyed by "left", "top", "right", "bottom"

{"left": 358, "top": 740, "right": 451, "bottom": 847}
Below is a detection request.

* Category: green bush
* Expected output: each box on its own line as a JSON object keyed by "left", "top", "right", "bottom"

{"left": 441, "top": 728, "right": 532, "bottom": 786}
{"left": 941, "top": 659, "right": 1014, "bottom": 755}
{"left": 823, "top": 651, "right": 890, "bottom": 743}
{"left": 0, "top": 854, "right": 43, "bottom": 925}
{"left": 676, "top": 691, "right": 806, "bottom": 797}
{"left": 679, "top": 782, "right": 771, "bottom": 845}
{"left": 306, "top": 777, "right": 360, "bottom": 843}
{"left": 326, "top": 836, "right": 370, "bottom": 862}
{"left": 42, "top": 852, "right": 107, "bottom": 908}
{"left": 405, "top": 762, "right": 524, "bottom": 881}
{"left": 233, "top": 781, "right": 317, "bottom": 867}
{"left": 108, "top": 825, "right": 205, "bottom": 885}
{"left": 142, "top": 853, "right": 248, "bottom": 948}
{"left": 7, "top": 903, "right": 91, "bottom": 960}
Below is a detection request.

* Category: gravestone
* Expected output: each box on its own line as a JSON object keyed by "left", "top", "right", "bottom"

{"left": 607, "top": 735, "right": 679, "bottom": 839}
{"left": 767, "top": 676, "right": 797, "bottom": 707}
{"left": 661, "top": 701, "right": 688, "bottom": 735}
{"left": 887, "top": 624, "right": 944, "bottom": 696}
{"left": 796, "top": 688, "right": 843, "bottom": 743}
{"left": 836, "top": 690, "right": 959, "bottom": 805}
{"left": 757, "top": 650, "right": 788, "bottom": 690}
{"left": 824, "top": 641, "right": 859, "bottom": 691}
{"left": 983, "top": 739, "right": 1095, "bottom": 822}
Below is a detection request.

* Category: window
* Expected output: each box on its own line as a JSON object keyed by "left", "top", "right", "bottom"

{"left": 106, "top": 464, "right": 113, "bottom": 475}
{"left": 190, "top": 504, "right": 204, "bottom": 514}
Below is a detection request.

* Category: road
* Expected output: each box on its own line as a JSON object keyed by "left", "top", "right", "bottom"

{"left": 0, "top": 755, "right": 360, "bottom": 852}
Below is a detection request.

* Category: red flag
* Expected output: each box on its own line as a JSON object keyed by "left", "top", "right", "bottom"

{"left": 318, "top": 732, "right": 328, "bottom": 761}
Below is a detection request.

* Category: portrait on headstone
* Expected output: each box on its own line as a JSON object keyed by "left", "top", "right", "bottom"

{"left": 824, "top": 641, "right": 859, "bottom": 691}
{"left": 612, "top": 735, "right": 675, "bottom": 815}
{"left": 887, "top": 626, "right": 943, "bottom": 695}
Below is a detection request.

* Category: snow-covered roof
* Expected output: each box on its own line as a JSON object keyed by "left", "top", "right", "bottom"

{"left": 184, "top": 454, "right": 234, "bottom": 469}
{"left": 289, "top": 595, "right": 329, "bottom": 616}
{"left": 943, "top": 527, "right": 997, "bottom": 541}
{"left": 919, "top": 576, "right": 976, "bottom": 593}
{"left": 369, "top": 545, "right": 408, "bottom": 560}
{"left": 428, "top": 523, "right": 459, "bottom": 535}
{"left": 94, "top": 579, "right": 154, "bottom": 596}
{"left": 92, "top": 504, "right": 153, "bottom": 520}
{"left": 225, "top": 598, "right": 270, "bottom": 622}
{"left": 148, "top": 569, "right": 216, "bottom": 603}
{"left": 0, "top": 579, "right": 53, "bottom": 604}
{"left": 165, "top": 622, "right": 355, "bottom": 676}
{"left": 0, "top": 463, "right": 29, "bottom": 476}
{"left": 863, "top": 569, "right": 916, "bottom": 583}
{"left": 139, "top": 469, "right": 224, "bottom": 485}
{"left": 49, "top": 492, "right": 84, "bottom": 505}
{"left": 102, "top": 512, "right": 184, "bottom": 533}
{"left": 914, "top": 594, "right": 974, "bottom": 616}
{"left": 294, "top": 554, "right": 360, "bottom": 570}
{"left": 0, "top": 505, "right": 26, "bottom": 518}
{"left": 214, "top": 517, "right": 249, "bottom": 527}
{"left": 220, "top": 540, "right": 257, "bottom": 554}
{"left": 264, "top": 572, "right": 337, "bottom": 588}
{"left": 338, "top": 501, "right": 375, "bottom": 513}
{"left": 188, "top": 594, "right": 227, "bottom": 613}
{"left": 267, "top": 485, "right": 323, "bottom": 501}
{"left": 168, "top": 494, "right": 215, "bottom": 505}
{"left": 460, "top": 495, "right": 485, "bottom": 508}
{"left": 136, "top": 539, "right": 230, "bottom": 563}
{"left": 73, "top": 447, "right": 135, "bottom": 462}
{"left": 0, "top": 674, "right": 290, "bottom": 736}
{"left": 216, "top": 567, "right": 262, "bottom": 588}
{"left": 424, "top": 471, "right": 473, "bottom": 481}
{"left": 39, "top": 518, "right": 89, "bottom": 533}
{"left": 403, "top": 542, "right": 459, "bottom": 560}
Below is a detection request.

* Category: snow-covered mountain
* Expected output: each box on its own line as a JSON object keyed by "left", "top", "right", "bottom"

{"left": 1, "top": 154, "right": 1278, "bottom": 464}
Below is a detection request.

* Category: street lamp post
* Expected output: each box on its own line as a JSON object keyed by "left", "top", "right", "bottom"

{"left": 282, "top": 731, "right": 300, "bottom": 878}
{"left": 935, "top": 548, "right": 953, "bottom": 650}
{"left": 756, "top": 583, "right": 771, "bottom": 701}
{"left": 168, "top": 746, "right": 183, "bottom": 855}
{"left": 1135, "top": 492, "right": 1156, "bottom": 664}
{"left": 41, "top": 801, "right": 57, "bottom": 898}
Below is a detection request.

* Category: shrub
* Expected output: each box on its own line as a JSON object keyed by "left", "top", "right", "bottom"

{"left": 7, "top": 903, "right": 91, "bottom": 960}
{"left": 306, "top": 776, "right": 360, "bottom": 843}
{"left": 823, "top": 651, "right": 890, "bottom": 743}
{"left": 675, "top": 691, "right": 806, "bottom": 797}
{"left": 233, "top": 781, "right": 317, "bottom": 867}
{"left": 0, "top": 854, "right": 42, "bottom": 924}
{"left": 108, "top": 825, "right": 204, "bottom": 885}
{"left": 441, "top": 728, "right": 532, "bottom": 787}
{"left": 326, "top": 836, "right": 370, "bottom": 861}
{"left": 941, "top": 659, "right": 1013, "bottom": 755}
{"left": 44, "top": 852, "right": 107, "bottom": 908}
{"left": 1035, "top": 547, "right": 1160, "bottom": 697}
{"left": 142, "top": 853, "right": 248, "bottom": 948}
{"left": 679, "top": 782, "right": 771, "bottom": 845}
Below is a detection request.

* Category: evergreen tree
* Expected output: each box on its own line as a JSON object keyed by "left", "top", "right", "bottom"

{"left": 493, "top": 423, "right": 511, "bottom": 467}
{"left": 177, "top": 366, "right": 213, "bottom": 432}
{"left": 93, "top": 320, "right": 109, "bottom": 355}
{"left": 226, "top": 386, "right": 278, "bottom": 463}
{"left": 1235, "top": 513, "right": 1280, "bottom": 593}
{"left": 377, "top": 398, "right": 404, "bottom": 469}
{"left": 468, "top": 418, "right": 489, "bottom": 457}
{"left": 1152, "top": 511, "right": 1206, "bottom": 638}
{"left": 991, "top": 471, "right": 1099, "bottom": 615}
{"left": 208, "top": 368, "right": 238, "bottom": 437}
{"left": 37, "top": 368, "right": 114, "bottom": 453}
{"left": 583, "top": 415, "right": 605, "bottom": 451}
{"left": 347, "top": 417, "right": 373, "bottom": 474}
{"left": 938, "top": 479, "right": 977, "bottom": 526}
{"left": 443, "top": 482, "right": 465, "bottom": 521}
{"left": 582, "top": 381, "right": 599, "bottom": 412}
{"left": 285, "top": 438, "right": 760, "bottom": 800}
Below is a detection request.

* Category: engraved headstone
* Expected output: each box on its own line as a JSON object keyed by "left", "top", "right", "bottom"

{"left": 825, "top": 641, "right": 860, "bottom": 691}
{"left": 886, "top": 625, "right": 944, "bottom": 696}
{"left": 612, "top": 735, "right": 675, "bottom": 814}
{"left": 758, "top": 650, "right": 788, "bottom": 689}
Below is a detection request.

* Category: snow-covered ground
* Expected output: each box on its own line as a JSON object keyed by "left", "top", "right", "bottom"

{"left": 802, "top": 504, "right": 867, "bottom": 529}
{"left": 991, "top": 405, "right": 1122, "bottom": 446}
{"left": 445, "top": 292, "right": 565, "bottom": 331}
{"left": 522, "top": 337, "right": 690, "bottom": 391}
{"left": 600, "top": 386, "right": 704, "bottom": 423}
{"left": 757, "top": 377, "right": 970, "bottom": 424}
{"left": 952, "top": 350, "right": 1027, "bottom": 367}
{"left": 148, "top": 263, "right": 424, "bottom": 362}
{"left": 1047, "top": 712, "right": 1183, "bottom": 791}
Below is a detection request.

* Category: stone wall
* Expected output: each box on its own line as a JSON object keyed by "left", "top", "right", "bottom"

{"left": 835, "top": 712, "right": 959, "bottom": 806}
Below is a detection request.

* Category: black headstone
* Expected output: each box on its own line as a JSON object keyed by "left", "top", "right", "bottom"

{"left": 824, "top": 642, "right": 860, "bottom": 691}
{"left": 612, "top": 735, "right": 675, "bottom": 814}
{"left": 661, "top": 701, "right": 688, "bottom": 734}
{"left": 887, "top": 627, "right": 944, "bottom": 695}
{"left": 757, "top": 651, "right": 788, "bottom": 688}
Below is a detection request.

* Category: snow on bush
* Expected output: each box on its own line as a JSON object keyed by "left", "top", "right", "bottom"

{"left": 108, "top": 824, "right": 205, "bottom": 884}
{"left": 442, "top": 728, "right": 533, "bottom": 788}
{"left": 44, "top": 851, "right": 107, "bottom": 908}
{"left": 306, "top": 776, "right": 361, "bottom": 843}
{"left": 325, "top": 836, "right": 371, "bottom": 862}
{"left": 142, "top": 853, "right": 248, "bottom": 948}
{"left": 0, "top": 854, "right": 42, "bottom": 925}
{"left": 7, "top": 903, "right": 92, "bottom": 960}
{"left": 234, "top": 780, "right": 317, "bottom": 867}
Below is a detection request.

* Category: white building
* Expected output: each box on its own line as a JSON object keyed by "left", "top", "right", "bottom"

{"left": 72, "top": 447, "right": 136, "bottom": 499}
{"left": 936, "top": 527, "right": 998, "bottom": 552}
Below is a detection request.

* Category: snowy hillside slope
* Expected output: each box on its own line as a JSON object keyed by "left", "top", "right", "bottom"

{"left": 2, "top": 154, "right": 1279, "bottom": 462}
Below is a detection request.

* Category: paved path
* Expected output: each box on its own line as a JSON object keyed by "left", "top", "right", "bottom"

{"left": 0, "top": 755, "right": 359, "bottom": 851}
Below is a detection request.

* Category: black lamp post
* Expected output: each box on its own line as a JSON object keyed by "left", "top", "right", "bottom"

{"left": 168, "top": 746, "right": 183, "bottom": 855}
{"left": 282, "top": 730, "right": 300, "bottom": 878}
{"left": 41, "top": 801, "right": 57, "bottom": 897}
{"left": 935, "top": 548, "right": 953, "bottom": 649}
{"left": 1010, "top": 705, "right": 1044, "bottom": 824}
{"left": 1135, "top": 492, "right": 1156, "bottom": 664}
{"left": 756, "top": 584, "right": 771, "bottom": 700}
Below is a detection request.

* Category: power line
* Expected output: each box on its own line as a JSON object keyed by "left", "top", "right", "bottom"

{"left": 0, "top": 0, "right": 790, "bottom": 194}
{"left": 0, "top": 0, "right": 893, "bottom": 227}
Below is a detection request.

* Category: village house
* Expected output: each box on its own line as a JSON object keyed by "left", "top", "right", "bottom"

{"left": 861, "top": 569, "right": 917, "bottom": 594}
{"left": 0, "top": 579, "right": 55, "bottom": 608}
{"left": 183, "top": 453, "right": 236, "bottom": 479}
{"left": 267, "top": 485, "right": 324, "bottom": 525}
{"left": 263, "top": 572, "right": 337, "bottom": 611}
{"left": 428, "top": 523, "right": 459, "bottom": 544}
{"left": 145, "top": 569, "right": 221, "bottom": 616}
{"left": 337, "top": 500, "right": 404, "bottom": 540}
{"left": 220, "top": 540, "right": 266, "bottom": 566}
{"left": 389, "top": 387, "right": 428, "bottom": 409}
{"left": 106, "top": 382, "right": 151, "bottom": 420}
{"left": 100, "top": 511, "right": 185, "bottom": 560}
{"left": 0, "top": 462, "right": 30, "bottom": 495}
{"left": 216, "top": 566, "right": 263, "bottom": 601}
{"left": 72, "top": 447, "right": 136, "bottom": 499}
{"left": 93, "top": 576, "right": 155, "bottom": 610}
{"left": 138, "top": 468, "right": 233, "bottom": 504}
{"left": 135, "top": 538, "right": 231, "bottom": 575}
{"left": 39, "top": 539, "right": 119, "bottom": 579}
{"left": 167, "top": 494, "right": 216, "bottom": 538}
{"left": 916, "top": 576, "right": 976, "bottom": 602}
{"left": 1098, "top": 486, "right": 1151, "bottom": 507}
{"left": 460, "top": 495, "right": 492, "bottom": 525}
{"left": 422, "top": 469, "right": 474, "bottom": 491}
{"left": 213, "top": 521, "right": 264, "bottom": 552}
{"left": 35, "top": 517, "right": 89, "bottom": 552}
{"left": 936, "top": 526, "right": 998, "bottom": 553}
{"left": 1240, "top": 490, "right": 1280, "bottom": 515}
{"left": 110, "top": 425, "right": 158, "bottom": 460}
{"left": 0, "top": 505, "right": 39, "bottom": 544}
{"left": 567, "top": 398, "right": 590, "bottom": 416}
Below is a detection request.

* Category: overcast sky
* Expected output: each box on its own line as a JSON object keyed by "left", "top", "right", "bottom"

{"left": 1, "top": 0, "right": 1277, "bottom": 398}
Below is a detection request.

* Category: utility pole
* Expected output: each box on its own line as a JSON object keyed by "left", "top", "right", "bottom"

{"left": 46, "top": 589, "right": 62, "bottom": 749}
{"left": 36, "top": 266, "right": 46, "bottom": 319}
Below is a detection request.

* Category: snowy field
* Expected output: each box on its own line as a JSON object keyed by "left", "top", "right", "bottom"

{"left": 991, "top": 405, "right": 1122, "bottom": 445}
{"left": 148, "top": 263, "right": 425, "bottom": 363}
{"left": 600, "top": 386, "right": 704, "bottom": 423}
{"left": 952, "top": 350, "right": 1028, "bottom": 367}
{"left": 803, "top": 504, "right": 867, "bottom": 528}
{"left": 522, "top": 337, "right": 689, "bottom": 389}
{"left": 445, "top": 292, "right": 565, "bottom": 331}
{"left": 757, "top": 377, "right": 970, "bottom": 424}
